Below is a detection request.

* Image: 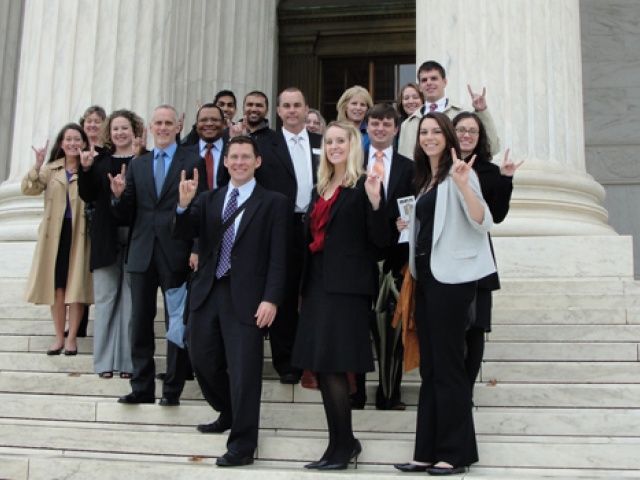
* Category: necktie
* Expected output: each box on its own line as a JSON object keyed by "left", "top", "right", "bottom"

{"left": 374, "top": 150, "right": 386, "bottom": 187}
{"left": 204, "top": 143, "right": 214, "bottom": 190}
{"left": 292, "top": 136, "right": 311, "bottom": 212}
{"left": 154, "top": 151, "right": 166, "bottom": 196}
{"left": 429, "top": 103, "right": 437, "bottom": 112}
{"left": 216, "top": 188, "right": 239, "bottom": 278}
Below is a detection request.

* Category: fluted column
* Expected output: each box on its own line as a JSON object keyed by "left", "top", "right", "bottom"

{"left": 0, "top": 0, "right": 277, "bottom": 241}
{"left": 417, "top": 0, "right": 615, "bottom": 237}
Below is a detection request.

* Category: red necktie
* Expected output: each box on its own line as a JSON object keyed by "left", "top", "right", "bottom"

{"left": 429, "top": 103, "right": 437, "bottom": 112}
{"left": 204, "top": 143, "right": 214, "bottom": 190}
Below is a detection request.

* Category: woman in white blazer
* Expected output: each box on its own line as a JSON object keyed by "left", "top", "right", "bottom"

{"left": 394, "top": 112, "right": 495, "bottom": 476}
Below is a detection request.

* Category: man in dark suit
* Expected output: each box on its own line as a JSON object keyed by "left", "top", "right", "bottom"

{"left": 351, "top": 103, "right": 415, "bottom": 410}
{"left": 110, "top": 104, "right": 207, "bottom": 406}
{"left": 255, "top": 87, "right": 322, "bottom": 384}
{"left": 174, "top": 136, "right": 290, "bottom": 467}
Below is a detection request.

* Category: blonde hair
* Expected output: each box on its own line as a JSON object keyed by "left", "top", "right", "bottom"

{"left": 336, "top": 86, "right": 373, "bottom": 123}
{"left": 316, "top": 121, "right": 364, "bottom": 194}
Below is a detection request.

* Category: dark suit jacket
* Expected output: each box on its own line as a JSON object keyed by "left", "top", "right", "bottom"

{"left": 114, "top": 146, "right": 207, "bottom": 274}
{"left": 183, "top": 142, "right": 230, "bottom": 190}
{"left": 364, "top": 148, "right": 415, "bottom": 274}
{"left": 301, "top": 176, "right": 390, "bottom": 297}
{"left": 173, "top": 183, "right": 291, "bottom": 324}
{"left": 255, "top": 129, "right": 322, "bottom": 208}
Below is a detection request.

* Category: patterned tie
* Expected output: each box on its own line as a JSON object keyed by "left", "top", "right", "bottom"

{"left": 374, "top": 150, "right": 386, "bottom": 189}
{"left": 292, "top": 135, "right": 311, "bottom": 212}
{"left": 216, "top": 188, "right": 239, "bottom": 278}
{"left": 154, "top": 151, "right": 166, "bottom": 196}
{"left": 429, "top": 103, "right": 437, "bottom": 112}
{"left": 204, "top": 143, "right": 214, "bottom": 190}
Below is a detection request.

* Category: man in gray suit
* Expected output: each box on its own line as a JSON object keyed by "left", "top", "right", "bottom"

{"left": 110, "top": 104, "right": 207, "bottom": 406}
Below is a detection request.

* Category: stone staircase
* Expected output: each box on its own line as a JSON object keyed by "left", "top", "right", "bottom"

{"left": 2, "top": 276, "right": 640, "bottom": 479}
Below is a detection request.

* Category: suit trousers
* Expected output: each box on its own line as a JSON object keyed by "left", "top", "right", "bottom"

{"left": 129, "top": 241, "right": 189, "bottom": 398}
{"left": 413, "top": 254, "right": 479, "bottom": 467}
{"left": 187, "top": 276, "right": 265, "bottom": 456}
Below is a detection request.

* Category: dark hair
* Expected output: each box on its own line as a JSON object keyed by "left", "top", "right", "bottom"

{"left": 452, "top": 112, "right": 492, "bottom": 163}
{"left": 417, "top": 60, "right": 446, "bottom": 80}
{"left": 79, "top": 105, "right": 106, "bottom": 127}
{"left": 225, "top": 135, "right": 260, "bottom": 157}
{"left": 278, "top": 87, "right": 307, "bottom": 106}
{"left": 214, "top": 90, "right": 236, "bottom": 105}
{"left": 100, "top": 110, "right": 145, "bottom": 154}
{"left": 48, "top": 123, "right": 90, "bottom": 163}
{"left": 196, "top": 103, "right": 225, "bottom": 122}
{"left": 413, "top": 112, "right": 460, "bottom": 193}
{"left": 367, "top": 103, "right": 399, "bottom": 127}
{"left": 397, "top": 83, "right": 424, "bottom": 118}
{"left": 244, "top": 90, "right": 269, "bottom": 109}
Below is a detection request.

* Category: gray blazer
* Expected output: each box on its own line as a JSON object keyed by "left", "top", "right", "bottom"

{"left": 409, "top": 170, "right": 496, "bottom": 284}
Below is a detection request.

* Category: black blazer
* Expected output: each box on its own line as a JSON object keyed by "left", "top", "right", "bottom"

{"left": 173, "top": 183, "right": 291, "bottom": 324}
{"left": 114, "top": 146, "right": 207, "bottom": 274}
{"left": 301, "top": 176, "right": 390, "bottom": 297}
{"left": 78, "top": 153, "right": 133, "bottom": 271}
{"left": 364, "top": 148, "right": 415, "bottom": 274}
{"left": 255, "top": 129, "right": 322, "bottom": 209}
{"left": 472, "top": 160, "right": 513, "bottom": 291}
{"left": 183, "top": 142, "right": 230, "bottom": 190}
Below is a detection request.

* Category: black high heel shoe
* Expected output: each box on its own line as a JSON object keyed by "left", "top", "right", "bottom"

{"left": 316, "top": 439, "right": 362, "bottom": 470}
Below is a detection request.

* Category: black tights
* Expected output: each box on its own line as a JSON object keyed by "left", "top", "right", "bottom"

{"left": 317, "top": 372, "right": 356, "bottom": 463}
{"left": 464, "top": 326, "right": 485, "bottom": 394}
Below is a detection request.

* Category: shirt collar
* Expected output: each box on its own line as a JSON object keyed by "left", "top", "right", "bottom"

{"left": 199, "top": 138, "right": 223, "bottom": 153}
{"left": 282, "top": 127, "right": 309, "bottom": 143}
{"left": 154, "top": 142, "right": 177, "bottom": 159}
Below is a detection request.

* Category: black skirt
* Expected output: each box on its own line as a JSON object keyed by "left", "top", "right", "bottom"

{"left": 292, "top": 252, "right": 375, "bottom": 374}
{"left": 54, "top": 217, "right": 72, "bottom": 289}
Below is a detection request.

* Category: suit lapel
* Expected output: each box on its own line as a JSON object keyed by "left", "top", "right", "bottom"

{"left": 273, "top": 132, "right": 296, "bottom": 178}
{"left": 432, "top": 178, "right": 448, "bottom": 244}
{"left": 387, "top": 152, "right": 402, "bottom": 201}
{"left": 138, "top": 153, "right": 157, "bottom": 201}
{"left": 234, "top": 185, "right": 265, "bottom": 243}
{"left": 160, "top": 148, "right": 184, "bottom": 200}
{"left": 327, "top": 183, "right": 352, "bottom": 228}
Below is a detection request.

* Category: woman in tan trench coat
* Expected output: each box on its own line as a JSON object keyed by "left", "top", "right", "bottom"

{"left": 22, "top": 123, "right": 93, "bottom": 355}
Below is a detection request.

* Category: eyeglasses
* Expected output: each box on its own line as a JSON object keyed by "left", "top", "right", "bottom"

{"left": 455, "top": 127, "right": 479, "bottom": 137}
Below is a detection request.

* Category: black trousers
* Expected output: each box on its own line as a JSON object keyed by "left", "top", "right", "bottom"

{"left": 269, "top": 213, "right": 305, "bottom": 377}
{"left": 413, "top": 255, "right": 479, "bottom": 467}
{"left": 187, "top": 276, "right": 265, "bottom": 456}
{"left": 129, "top": 242, "right": 189, "bottom": 398}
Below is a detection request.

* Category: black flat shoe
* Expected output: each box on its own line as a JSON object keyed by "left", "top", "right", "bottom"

{"left": 98, "top": 372, "right": 113, "bottom": 379}
{"left": 158, "top": 396, "right": 180, "bottom": 406}
{"left": 426, "top": 465, "right": 466, "bottom": 475}
{"left": 64, "top": 349, "right": 78, "bottom": 356}
{"left": 394, "top": 462, "right": 431, "bottom": 472}
{"left": 117, "top": 391, "right": 155, "bottom": 404}
{"left": 216, "top": 451, "right": 253, "bottom": 467}
{"left": 196, "top": 418, "right": 231, "bottom": 434}
{"left": 46, "top": 346, "right": 63, "bottom": 356}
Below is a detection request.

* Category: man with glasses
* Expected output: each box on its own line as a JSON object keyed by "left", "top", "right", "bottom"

{"left": 398, "top": 60, "right": 500, "bottom": 159}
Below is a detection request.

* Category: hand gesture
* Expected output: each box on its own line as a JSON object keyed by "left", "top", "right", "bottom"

{"left": 467, "top": 84, "right": 488, "bottom": 112}
{"left": 499, "top": 148, "right": 524, "bottom": 177}
{"left": 196, "top": 98, "right": 202, "bottom": 109}
{"left": 178, "top": 112, "right": 186, "bottom": 133}
{"left": 364, "top": 172, "right": 382, "bottom": 210}
{"left": 255, "top": 301, "right": 277, "bottom": 328}
{"left": 178, "top": 168, "right": 199, "bottom": 208}
{"left": 31, "top": 140, "right": 49, "bottom": 170}
{"left": 451, "top": 148, "right": 475, "bottom": 188}
{"left": 132, "top": 127, "right": 147, "bottom": 157}
{"left": 108, "top": 163, "right": 127, "bottom": 198}
{"left": 229, "top": 118, "right": 247, "bottom": 138}
{"left": 80, "top": 145, "right": 95, "bottom": 170}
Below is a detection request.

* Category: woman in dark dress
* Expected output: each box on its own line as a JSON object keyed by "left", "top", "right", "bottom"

{"left": 78, "top": 109, "right": 146, "bottom": 379}
{"left": 292, "top": 121, "right": 389, "bottom": 470}
{"left": 452, "top": 112, "right": 523, "bottom": 393}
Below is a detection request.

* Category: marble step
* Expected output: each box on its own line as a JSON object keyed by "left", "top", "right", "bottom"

{"left": 3, "top": 393, "right": 640, "bottom": 438}
{"left": 6, "top": 453, "right": 640, "bottom": 480}
{"left": 481, "top": 361, "right": 640, "bottom": 384}
{"left": 488, "top": 324, "right": 640, "bottom": 342}
{"left": 2, "top": 418, "right": 640, "bottom": 471}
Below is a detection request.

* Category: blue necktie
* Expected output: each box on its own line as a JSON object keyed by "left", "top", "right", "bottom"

{"left": 216, "top": 188, "right": 239, "bottom": 278}
{"left": 155, "top": 151, "right": 166, "bottom": 196}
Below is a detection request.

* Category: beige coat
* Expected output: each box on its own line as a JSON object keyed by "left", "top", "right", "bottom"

{"left": 22, "top": 158, "right": 93, "bottom": 305}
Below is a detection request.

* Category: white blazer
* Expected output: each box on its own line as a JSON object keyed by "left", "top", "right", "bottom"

{"left": 409, "top": 171, "right": 496, "bottom": 284}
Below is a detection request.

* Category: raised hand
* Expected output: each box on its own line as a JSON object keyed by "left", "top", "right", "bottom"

{"left": 467, "top": 84, "right": 488, "bottom": 112}
{"left": 178, "top": 168, "right": 199, "bottom": 208}
{"left": 80, "top": 145, "right": 95, "bottom": 170}
{"left": 500, "top": 148, "right": 524, "bottom": 177}
{"left": 229, "top": 117, "right": 247, "bottom": 138}
{"left": 31, "top": 140, "right": 50, "bottom": 170}
{"left": 451, "top": 147, "right": 475, "bottom": 188}
{"left": 132, "top": 127, "right": 147, "bottom": 157}
{"left": 108, "top": 163, "right": 127, "bottom": 198}
{"left": 178, "top": 112, "right": 186, "bottom": 133}
{"left": 364, "top": 172, "right": 382, "bottom": 210}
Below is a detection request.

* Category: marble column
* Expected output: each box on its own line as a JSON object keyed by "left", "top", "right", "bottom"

{"left": 416, "top": 0, "right": 632, "bottom": 278}
{"left": 0, "top": 0, "right": 277, "bottom": 244}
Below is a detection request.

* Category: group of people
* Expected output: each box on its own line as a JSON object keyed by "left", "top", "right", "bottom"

{"left": 22, "top": 59, "right": 522, "bottom": 474}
